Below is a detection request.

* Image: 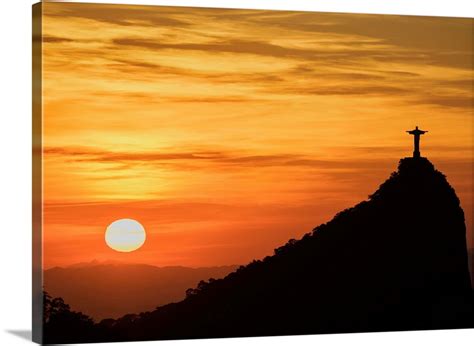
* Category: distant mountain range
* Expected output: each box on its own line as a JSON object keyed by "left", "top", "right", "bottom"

{"left": 44, "top": 262, "right": 238, "bottom": 321}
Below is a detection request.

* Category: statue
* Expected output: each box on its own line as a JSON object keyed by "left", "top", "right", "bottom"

{"left": 407, "top": 126, "right": 428, "bottom": 158}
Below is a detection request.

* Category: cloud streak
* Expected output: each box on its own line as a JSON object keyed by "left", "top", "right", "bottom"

{"left": 45, "top": 3, "right": 191, "bottom": 27}
{"left": 43, "top": 146, "right": 413, "bottom": 171}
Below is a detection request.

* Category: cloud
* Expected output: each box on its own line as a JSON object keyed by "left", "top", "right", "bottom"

{"left": 334, "top": 145, "right": 474, "bottom": 156}
{"left": 267, "top": 84, "right": 410, "bottom": 96}
{"left": 381, "top": 70, "right": 421, "bottom": 77}
{"left": 73, "top": 55, "right": 285, "bottom": 87}
{"left": 44, "top": 147, "right": 226, "bottom": 162}
{"left": 44, "top": 146, "right": 398, "bottom": 171}
{"left": 42, "top": 36, "right": 74, "bottom": 43}
{"left": 436, "top": 79, "right": 474, "bottom": 90}
{"left": 88, "top": 90, "right": 262, "bottom": 104}
{"left": 111, "top": 37, "right": 421, "bottom": 67}
{"left": 45, "top": 3, "right": 473, "bottom": 74}
{"left": 159, "top": 96, "right": 263, "bottom": 103}
{"left": 45, "top": 146, "right": 473, "bottom": 180}
{"left": 43, "top": 4, "right": 472, "bottom": 109}
{"left": 45, "top": 147, "right": 297, "bottom": 167}
{"left": 45, "top": 3, "right": 190, "bottom": 27}
{"left": 250, "top": 12, "right": 473, "bottom": 70}
{"left": 111, "top": 38, "right": 309, "bottom": 58}
{"left": 417, "top": 95, "right": 473, "bottom": 109}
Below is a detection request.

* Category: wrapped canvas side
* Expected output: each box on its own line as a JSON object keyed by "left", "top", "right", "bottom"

{"left": 32, "top": 2, "right": 43, "bottom": 344}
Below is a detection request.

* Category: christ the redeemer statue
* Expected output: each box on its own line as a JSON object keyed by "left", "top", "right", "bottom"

{"left": 407, "top": 126, "right": 428, "bottom": 158}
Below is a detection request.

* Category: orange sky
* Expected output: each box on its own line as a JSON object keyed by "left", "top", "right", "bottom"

{"left": 40, "top": 3, "right": 473, "bottom": 269}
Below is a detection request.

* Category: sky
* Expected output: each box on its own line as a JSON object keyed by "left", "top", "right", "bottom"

{"left": 40, "top": 3, "right": 473, "bottom": 269}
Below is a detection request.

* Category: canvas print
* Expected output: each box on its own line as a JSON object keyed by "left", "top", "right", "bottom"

{"left": 32, "top": 2, "right": 474, "bottom": 344}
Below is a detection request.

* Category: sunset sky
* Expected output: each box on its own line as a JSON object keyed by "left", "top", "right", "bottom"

{"left": 40, "top": 3, "right": 473, "bottom": 269}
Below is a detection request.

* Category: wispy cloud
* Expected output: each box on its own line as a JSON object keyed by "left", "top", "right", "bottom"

{"left": 44, "top": 147, "right": 226, "bottom": 162}
{"left": 44, "top": 146, "right": 406, "bottom": 171}
{"left": 45, "top": 3, "right": 191, "bottom": 27}
{"left": 111, "top": 37, "right": 417, "bottom": 66}
{"left": 417, "top": 95, "right": 473, "bottom": 109}
{"left": 43, "top": 35, "right": 74, "bottom": 43}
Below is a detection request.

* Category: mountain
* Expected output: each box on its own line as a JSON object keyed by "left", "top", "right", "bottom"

{"left": 43, "top": 157, "right": 474, "bottom": 343}
{"left": 44, "top": 263, "right": 238, "bottom": 320}
{"left": 469, "top": 250, "right": 474, "bottom": 284}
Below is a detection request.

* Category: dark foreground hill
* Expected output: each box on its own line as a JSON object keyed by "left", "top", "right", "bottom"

{"left": 44, "top": 263, "right": 238, "bottom": 320}
{"left": 42, "top": 158, "right": 474, "bottom": 343}
{"left": 470, "top": 250, "right": 474, "bottom": 284}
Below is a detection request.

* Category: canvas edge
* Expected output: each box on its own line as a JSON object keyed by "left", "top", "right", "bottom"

{"left": 32, "top": 2, "right": 43, "bottom": 344}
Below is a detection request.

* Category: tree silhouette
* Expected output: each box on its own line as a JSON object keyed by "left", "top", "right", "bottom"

{"left": 43, "top": 291, "right": 96, "bottom": 343}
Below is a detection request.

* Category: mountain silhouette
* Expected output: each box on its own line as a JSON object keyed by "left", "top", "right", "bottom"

{"left": 469, "top": 250, "right": 474, "bottom": 284}
{"left": 42, "top": 157, "right": 474, "bottom": 343}
{"left": 45, "top": 263, "right": 238, "bottom": 320}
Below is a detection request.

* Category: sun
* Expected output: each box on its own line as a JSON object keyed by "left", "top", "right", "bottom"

{"left": 105, "top": 219, "right": 146, "bottom": 252}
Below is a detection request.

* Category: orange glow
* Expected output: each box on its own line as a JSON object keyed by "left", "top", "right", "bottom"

{"left": 41, "top": 3, "right": 473, "bottom": 268}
